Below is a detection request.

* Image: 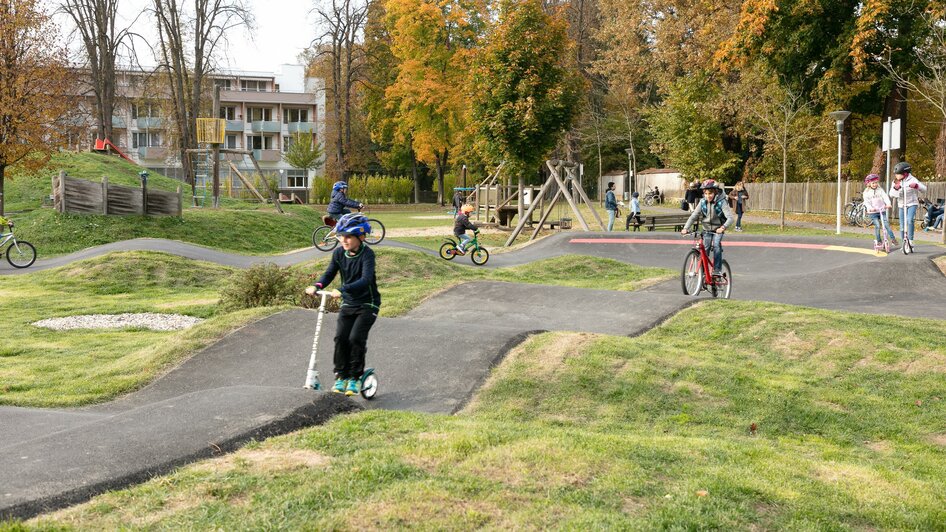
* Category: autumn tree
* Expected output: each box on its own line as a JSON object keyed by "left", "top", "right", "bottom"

{"left": 0, "top": 0, "right": 73, "bottom": 215}
{"left": 383, "top": 0, "right": 486, "bottom": 205}
{"left": 151, "top": 0, "right": 253, "bottom": 204}
{"left": 470, "top": 0, "right": 584, "bottom": 187}
{"left": 60, "top": 0, "right": 133, "bottom": 142}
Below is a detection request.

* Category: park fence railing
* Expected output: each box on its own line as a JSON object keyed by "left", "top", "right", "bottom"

{"left": 744, "top": 181, "right": 946, "bottom": 219}
{"left": 52, "top": 171, "right": 183, "bottom": 217}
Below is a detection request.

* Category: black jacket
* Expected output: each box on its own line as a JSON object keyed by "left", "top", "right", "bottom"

{"left": 454, "top": 212, "right": 478, "bottom": 237}
{"left": 317, "top": 244, "right": 381, "bottom": 309}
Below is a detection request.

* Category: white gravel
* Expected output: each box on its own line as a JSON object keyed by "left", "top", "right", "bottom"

{"left": 33, "top": 313, "right": 204, "bottom": 332}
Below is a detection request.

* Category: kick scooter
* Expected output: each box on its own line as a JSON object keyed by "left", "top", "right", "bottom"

{"left": 303, "top": 289, "right": 379, "bottom": 400}
{"left": 874, "top": 212, "right": 891, "bottom": 254}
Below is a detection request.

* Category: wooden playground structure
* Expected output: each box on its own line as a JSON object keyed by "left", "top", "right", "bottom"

{"left": 464, "top": 159, "right": 603, "bottom": 246}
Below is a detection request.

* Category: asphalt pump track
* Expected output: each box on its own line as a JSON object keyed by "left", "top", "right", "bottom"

{"left": 1, "top": 232, "right": 944, "bottom": 519}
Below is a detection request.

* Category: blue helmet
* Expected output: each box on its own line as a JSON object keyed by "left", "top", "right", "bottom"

{"left": 335, "top": 213, "right": 371, "bottom": 236}
{"left": 332, "top": 181, "right": 348, "bottom": 192}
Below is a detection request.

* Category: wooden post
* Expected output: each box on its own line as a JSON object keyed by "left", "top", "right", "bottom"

{"left": 212, "top": 86, "right": 221, "bottom": 208}
{"left": 504, "top": 168, "right": 557, "bottom": 246}
{"left": 804, "top": 179, "right": 810, "bottom": 214}
{"left": 551, "top": 163, "right": 590, "bottom": 231}
{"left": 141, "top": 175, "right": 148, "bottom": 215}
{"left": 102, "top": 175, "right": 109, "bottom": 215}
{"left": 58, "top": 170, "right": 66, "bottom": 213}
{"left": 531, "top": 187, "right": 564, "bottom": 240}
{"left": 177, "top": 185, "right": 183, "bottom": 217}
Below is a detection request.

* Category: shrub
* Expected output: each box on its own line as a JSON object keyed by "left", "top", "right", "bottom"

{"left": 219, "top": 263, "right": 340, "bottom": 312}
{"left": 309, "top": 174, "right": 414, "bottom": 204}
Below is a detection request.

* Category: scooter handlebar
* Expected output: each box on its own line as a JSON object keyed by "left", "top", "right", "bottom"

{"left": 316, "top": 289, "right": 341, "bottom": 298}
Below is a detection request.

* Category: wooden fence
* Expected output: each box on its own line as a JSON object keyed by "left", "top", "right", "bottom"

{"left": 52, "top": 171, "right": 183, "bottom": 217}
{"left": 742, "top": 181, "right": 946, "bottom": 219}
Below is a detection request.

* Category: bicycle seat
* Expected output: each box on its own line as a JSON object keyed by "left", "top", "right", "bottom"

{"left": 322, "top": 215, "right": 336, "bottom": 226}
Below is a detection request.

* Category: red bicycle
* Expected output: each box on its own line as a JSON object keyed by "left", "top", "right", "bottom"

{"left": 681, "top": 230, "right": 733, "bottom": 299}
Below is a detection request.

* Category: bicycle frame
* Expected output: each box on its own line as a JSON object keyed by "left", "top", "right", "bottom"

{"left": 691, "top": 231, "right": 719, "bottom": 286}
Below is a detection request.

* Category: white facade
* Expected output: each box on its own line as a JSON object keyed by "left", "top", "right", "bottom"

{"left": 79, "top": 65, "right": 325, "bottom": 198}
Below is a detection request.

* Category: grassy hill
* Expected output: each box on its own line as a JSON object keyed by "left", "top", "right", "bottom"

{"left": 27, "top": 301, "right": 946, "bottom": 529}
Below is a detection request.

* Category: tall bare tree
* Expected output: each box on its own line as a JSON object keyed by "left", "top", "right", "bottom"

{"left": 311, "top": 0, "right": 368, "bottom": 179}
{"left": 0, "top": 0, "right": 74, "bottom": 215}
{"left": 60, "top": 0, "right": 134, "bottom": 142}
{"left": 151, "top": 0, "right": 252, "bottom": 203}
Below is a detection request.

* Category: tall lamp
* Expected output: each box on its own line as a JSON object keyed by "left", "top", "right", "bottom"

{"left": 829, "top": 110, "right": 851, "bottom": 235}
{"left": 624, "top": 148, "right": 633, "bottom": 201}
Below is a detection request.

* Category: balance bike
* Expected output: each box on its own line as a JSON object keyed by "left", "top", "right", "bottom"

{"left": 304, "top": 289, "right": 379, "bottom": 400}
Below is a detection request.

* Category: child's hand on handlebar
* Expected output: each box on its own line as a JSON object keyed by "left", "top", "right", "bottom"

{"left": 681, "top": 229, "right": 689, "bottom": 236}
{"left": 305, "top": 283, "right": 323, "bottom": 296}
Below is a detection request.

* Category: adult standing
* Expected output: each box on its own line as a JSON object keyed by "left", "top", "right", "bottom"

{"left": 888, "top": 161, "right": 926, "bottom": 250}
{"left": 605, "top": 181, "right": 618, "bottom": 231}
{"left": 451, "top": 189, "right": 464, "bottom": 213}
{"left": 685, "top": 180, "right": 701, "bottom": 211}
{"left": 728, "top": 181, "right": 749, "bottom": 232}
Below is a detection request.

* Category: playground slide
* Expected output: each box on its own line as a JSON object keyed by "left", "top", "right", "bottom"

{"left": 93, "top": 138, "right": 135, "bottom": 164}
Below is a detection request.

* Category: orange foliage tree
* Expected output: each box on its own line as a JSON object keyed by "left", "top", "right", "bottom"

{"left": 0, "top": 0, "right": 73, "bottom": 215}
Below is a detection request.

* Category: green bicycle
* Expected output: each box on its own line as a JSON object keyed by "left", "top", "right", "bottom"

{"left": 439, "top": 232, "right": 489, "bottom": 265}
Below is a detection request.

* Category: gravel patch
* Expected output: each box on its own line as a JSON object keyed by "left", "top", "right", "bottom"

{"left": 33, "top": 313, "right": 205, "bottom": 332}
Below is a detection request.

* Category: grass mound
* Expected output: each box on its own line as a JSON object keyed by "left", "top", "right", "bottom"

{"left": 32, "top": 301, "right": 946, "bottom": 528}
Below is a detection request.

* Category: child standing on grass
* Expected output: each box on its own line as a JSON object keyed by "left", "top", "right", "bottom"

{"left": 454, "top": 204, "right": 479, "bottom": 254}
{"left": 862, "top": 173, "right": 897, "bottom": 249}
{"left": 305, "top": 213, "right": 380, "bottom": 396}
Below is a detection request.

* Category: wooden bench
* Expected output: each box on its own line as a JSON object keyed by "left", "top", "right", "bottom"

{"left": 630, "top": 214, "right": 690, "bottom": 232}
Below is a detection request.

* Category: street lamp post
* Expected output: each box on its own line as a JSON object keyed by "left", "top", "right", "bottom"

{"left": 829, "top": 110, "right": 851, "bottom": 235}
{"left": 624, "top": 148, "right": 633, "bottom": 202}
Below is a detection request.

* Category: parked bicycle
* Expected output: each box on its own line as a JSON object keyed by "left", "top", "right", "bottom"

{"left": 439, "top": 232, "right": 489, "bottom": 265}
{"left": 680, "top": 230, "right": 732, "bottom": 299}
{"left": 845, "top": 195, "right": 870, "bottom": 227}
{"left": 643, "top": 186, "right": 661, "bottom": 207}
{"left": 0, "top": 219, "right": 37, "bottom": 268}
{"left": 311, "top": 207, "right": 386, "bottom": 251}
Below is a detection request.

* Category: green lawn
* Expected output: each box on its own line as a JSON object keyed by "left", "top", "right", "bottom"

{"left": 1, "top": 249, "right": 672, "bottom": 407}
{"left": 26, "top": 301, "right": 946, "bottom": 529}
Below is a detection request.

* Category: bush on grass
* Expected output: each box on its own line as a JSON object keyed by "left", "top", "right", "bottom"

{"left": 219, "top": 263, "right": 337, "bottom": 311}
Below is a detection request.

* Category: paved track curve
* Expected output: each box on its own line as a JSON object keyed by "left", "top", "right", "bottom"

{"left": 2, "top": 232, "right": 944, "bottom": 519}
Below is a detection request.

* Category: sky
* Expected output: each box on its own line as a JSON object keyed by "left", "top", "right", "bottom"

{"left": 60, "top": 0, "right": 317, "bottom": 73}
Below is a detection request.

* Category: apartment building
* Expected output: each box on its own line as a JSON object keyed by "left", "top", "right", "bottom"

{"left": 83, "top": 64, "right": 325, "bottom": 201}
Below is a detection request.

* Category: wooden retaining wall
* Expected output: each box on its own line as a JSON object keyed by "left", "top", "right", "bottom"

{"left": 52, "top": 171, "right": 182, "bottom": 217}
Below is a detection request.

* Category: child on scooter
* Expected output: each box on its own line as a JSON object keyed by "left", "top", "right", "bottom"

{"left": 305, "top": 213, "right": 380, "bottom": 396}
{"left": 454, "top": 204, "right": 479, "bottom": 254}
{"left": 862, "top": 173, "right": 897, "bottom": 249}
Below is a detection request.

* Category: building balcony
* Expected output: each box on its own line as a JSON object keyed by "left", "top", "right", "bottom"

{"left": 252, "top": 149, "right": 282, "bottom": 162}
{"left": 225, "top": 120, "right": 244, "bottom": 132}
{"left": 112, "top": 116, "right": 126, "bottom": 128}
{"left": 250, "top": 120, "right": 282, "bottom": 133}
{"left": 136, "top": 117, "right": 163, "bottom": 129}
{"left": 220, "top": 89, "right": 317, "bottom": 105}
{"left": 138, "top": 146, "right": 169, "bottom": 159}
{"left": 287, "top": 122, "right": 315, "bottom": 134}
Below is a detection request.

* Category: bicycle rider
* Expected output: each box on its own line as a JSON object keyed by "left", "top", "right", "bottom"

{"left": 681, "top": 179, "right": 734, "bottom": 278}
{"left": 327, "top": 181, "right": 363, "bottom": 221}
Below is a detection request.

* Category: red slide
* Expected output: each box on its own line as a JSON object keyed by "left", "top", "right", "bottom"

{"left": 93, "top": 138, "right": 135, "bottom": 164}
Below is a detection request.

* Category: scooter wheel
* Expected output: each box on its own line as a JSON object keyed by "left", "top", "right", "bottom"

{"left": 360, "top": 371, "right": 378, "bottom": 400}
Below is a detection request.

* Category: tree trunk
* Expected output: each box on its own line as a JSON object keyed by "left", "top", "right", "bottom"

{"left": 435, "top": 150, "right": 447, "bottom": 206}
{"left": 780, "top": 143, "right": 787, "bottom": 230}
{"left": 936, "top": 118, "right": 946, "bottom": 179}
{"left": 0, "top": 164, "right": 5, "bottom": 216}
{"left": 871, "top": 86, "right": 909, "bottom": 176}
{"left": 411, "top": 149, "right": 419, "bottom": 204}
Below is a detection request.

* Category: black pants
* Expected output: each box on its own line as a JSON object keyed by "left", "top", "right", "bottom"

{"left": 625, "top": 213, "right": 642, "bottom": 231}
{"left": 334, "top": 305, "right": 378, "bottom": 380}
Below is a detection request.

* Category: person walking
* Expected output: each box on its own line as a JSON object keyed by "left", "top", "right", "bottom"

{"left": 728, "top": 181, "right": 750, "bottom": 231}
{"left": 605, "top": 181, "right": 618, "bottom": 231}
{"left": 685, "top": 180, "right": 701, "bottom": 211}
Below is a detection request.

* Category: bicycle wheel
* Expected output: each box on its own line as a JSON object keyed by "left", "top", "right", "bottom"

{"left": 712, "top": 260, "right": 733, "bottom": 299}
{"left": 644, "top": 196, "right": 655, "bottom": 207}
{"left": 365, "top": 219, "right": 385, "bottom": 245}
{"left": 681, "top": 250, "right": 703, "bottom": 296}
{"left": 844, "top": 204, "right": 856, "bottom": 225}
{"left": 312, "top": 226, "right": 338, "bottom": 251}
{"left": 855, "top": 205, "right": 870, "bottom": 227}
{"left": 439, "top": 242, "right": 457, "bottom": 260}
{"left": 471, "top": 247, "right": 489, "bottom": 265}
{"left": 6, "top": 240, "right": 36, "bottom": 268}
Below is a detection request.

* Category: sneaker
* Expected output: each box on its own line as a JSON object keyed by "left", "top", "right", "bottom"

{"left": 345, "top": 378, "right": 359, "bottom": 396}
{"left": 332, "top": 378, "right": 346, "bottom": 394}
{"left": 734, "top": 227, "right": 743, "bottom": 232}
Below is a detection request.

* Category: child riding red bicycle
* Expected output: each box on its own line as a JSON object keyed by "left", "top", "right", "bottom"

{"left": 681, "top": 179, "right": 735, "bottom": 278}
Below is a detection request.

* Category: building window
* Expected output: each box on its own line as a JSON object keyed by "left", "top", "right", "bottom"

{"left": 219, "top": 106, "right": 236, "bottom": 120}
{"left": 287, "top": 169, "right": 308, "bottom": 188}
{"left": 214, "top": 79, "right": 232, "bottom": 90}
{"left": 282, "top": 136, "right": 290, "bottom": 153}
{"left": 131, "top": 103, "right": 158, "bottom": 119}
{"left": 132, "top": 132, "right": 160, "bottom": 148}
{"left": 226, "top": 135, "right": 238, "bottom": 149}
{"left": 248, "top": 135, "right": 273, "bottom": 150}
{"left": 284, "top": 108, "right": 308, "bottom": 123}
{"left": 241, "top": 79, "right": 265, "bottom": 92}
{"left": 247, "top": 107, "right": 272, "bottom": 122}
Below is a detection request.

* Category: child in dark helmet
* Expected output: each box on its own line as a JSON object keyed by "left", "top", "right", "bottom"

{"left": 327, "top": 181, "right": 363, "bottom": 220}
{"left": 682, "top": 180, "right": 734, "bottom": 276}
{"left": 625, "top": 191, "right": 642, "bottom": 230}
{"left": 888, "top": 161, "right": 926, "bottom": 245}
{"left": 305, "top": 213, "right": 380, "bottom": 396}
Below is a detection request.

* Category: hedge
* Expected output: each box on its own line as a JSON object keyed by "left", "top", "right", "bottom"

{"left": 311, "top": 175, "right": 415, "bottom": 204}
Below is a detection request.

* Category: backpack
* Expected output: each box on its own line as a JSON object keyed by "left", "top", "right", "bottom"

{"left": 699, "top": 197, "right": 728, "bottom": 224}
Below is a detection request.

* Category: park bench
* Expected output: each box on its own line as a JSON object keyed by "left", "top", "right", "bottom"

{"left": 630, "top": 213, "right": 691, "bottom": 232}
